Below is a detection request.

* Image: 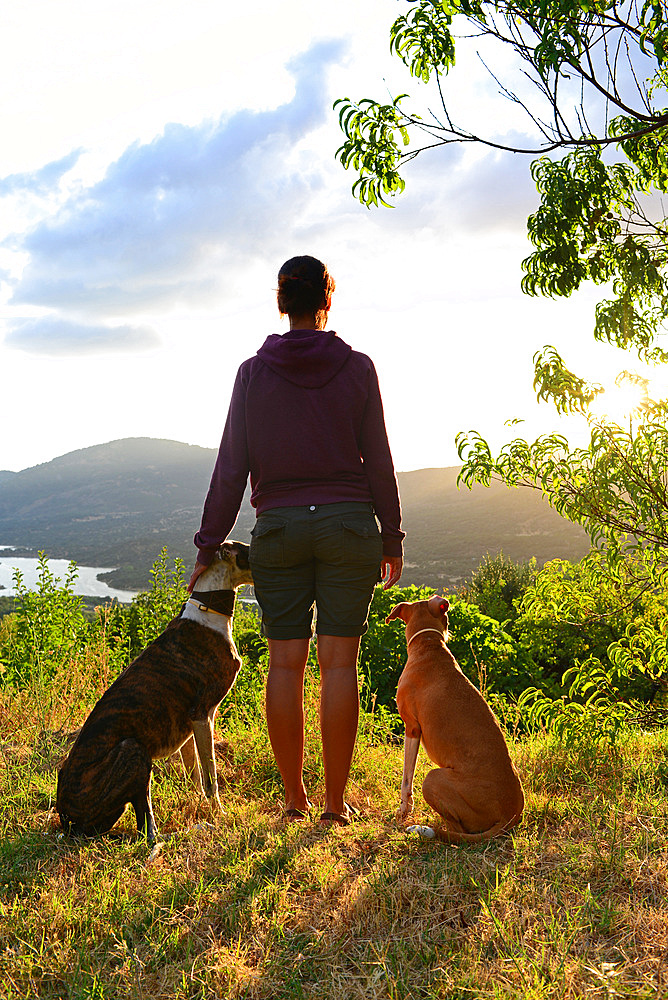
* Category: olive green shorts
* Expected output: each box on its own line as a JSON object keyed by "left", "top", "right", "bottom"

{"left": 249, "top": 502, "right": 383, "bottom": 640}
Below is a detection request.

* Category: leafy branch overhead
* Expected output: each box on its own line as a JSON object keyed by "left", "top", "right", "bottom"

{"left": 334, "top": 96, "right": 410, "bottom": 207}
{"left": 335, "top": 1, "right": 668, "bottom": 691}
{"left": 456, "top": 415, "right": 668, "bottom": 558}
{"left": 337, "top": 1, "right": 668, "bottom": 172}
{"left": 335, "top": 1, "right": 668, "bottom": 355}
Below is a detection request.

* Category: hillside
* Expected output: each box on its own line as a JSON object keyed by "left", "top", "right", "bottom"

{"left": 398, "top": 467, "right": 590, "bottom": 588}
{"left": 0, "top": 438, "right": 590, "bottom": 590}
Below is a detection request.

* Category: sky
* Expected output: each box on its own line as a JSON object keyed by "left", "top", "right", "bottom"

{"left": 0, "top": 0, "right": 659, "bottom": 476}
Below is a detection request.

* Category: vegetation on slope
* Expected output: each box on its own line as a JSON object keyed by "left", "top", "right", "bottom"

{"left": 0, "top": 439, "right": 590, "bottom": 590}
{"left": 0, "top": 550, "right": 666, "bottom": 997}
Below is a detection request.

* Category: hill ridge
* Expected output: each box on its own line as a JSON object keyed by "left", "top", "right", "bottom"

{"left": 0, "top": 438, "right": 590, "bottom": 590}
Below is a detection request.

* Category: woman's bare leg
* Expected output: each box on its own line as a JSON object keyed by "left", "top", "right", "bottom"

{"left": 266, "top": 638, "right": 311, "bottom": 812}
{"left": 317, "top": 635, "right": 361, "bottom": 818}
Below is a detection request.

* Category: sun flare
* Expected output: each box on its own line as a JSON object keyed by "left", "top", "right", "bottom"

{"left": 587, "top": 378, "right": 647, "bottom": 427}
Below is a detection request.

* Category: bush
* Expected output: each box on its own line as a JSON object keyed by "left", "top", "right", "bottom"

{"left": 227, "top": 600, "right": 267, "bottom": 724}
{"left": 459, "top": 551, "right": 537, "bottom": 625}
{"left": 515, "top": 554, "right": 657, "bottom": 702}
{"left": 358, "top": 584, "right": 435, "bottom": 712}
{"left": 112, "top": 547, "right": 189, "bottom": 661}
{"left": 359, "top": 583, "right": 541, "bottom": 710}
{"left": 0, "top": 553, "right": 91, "bottom": 689}
{"left": 447, "top": 601, "right": 543, "bottom": 698}
{"left": 519, "top": 656, "right": 634, "bottom": 751}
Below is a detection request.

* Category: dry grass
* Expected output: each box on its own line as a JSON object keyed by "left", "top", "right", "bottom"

{"left": 0, "top": 672, "right": 666, "bottom": 999}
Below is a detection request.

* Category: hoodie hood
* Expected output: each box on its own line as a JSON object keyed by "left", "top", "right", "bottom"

{"left": 256, "top": 329, "right": 352, "bottom": 389}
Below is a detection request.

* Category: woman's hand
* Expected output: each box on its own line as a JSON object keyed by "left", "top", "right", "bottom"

{"left": 381, "top": 555, "right": 403, "bottom": 590}
{"left": 188, "top": 560, "right": 208, "bottom": 594}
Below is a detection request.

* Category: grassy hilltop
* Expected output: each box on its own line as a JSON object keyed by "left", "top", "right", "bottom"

{"left": 0, "top": 560, "right": 666, "bottom": 998}
{"left": 2, "top": 676, "right": 667, "bottom": 1000}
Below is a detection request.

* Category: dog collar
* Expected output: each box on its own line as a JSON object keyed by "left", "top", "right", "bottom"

{"left": 407, "top": 627, "right": 445, "bottom": 648}
{"left": 189, "top": 589, "right": 236, "bottom": 617}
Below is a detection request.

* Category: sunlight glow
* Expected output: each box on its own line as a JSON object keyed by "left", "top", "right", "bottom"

{"left": 587, "top": 377, "right": 647, "bottom": 427}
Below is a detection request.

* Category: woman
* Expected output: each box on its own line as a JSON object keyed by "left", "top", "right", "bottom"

{"left": 189, "top": 255, "right": 404, "bottom": 824}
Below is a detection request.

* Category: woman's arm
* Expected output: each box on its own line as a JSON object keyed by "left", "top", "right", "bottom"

{"left": 193, "top": 365, "right": 251, "bottom": 566}
{"left": 359, "top": 361, "right": 405, "bottom": 568}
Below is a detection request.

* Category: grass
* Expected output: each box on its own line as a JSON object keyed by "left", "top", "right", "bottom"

{"left": 0, "top": 662, "right": 667, "bottom": 999}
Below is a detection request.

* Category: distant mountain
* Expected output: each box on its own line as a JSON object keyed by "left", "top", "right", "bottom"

{"left": 398, "top": 467, "right": 589, "bottom": 588}
{"left": 0, "top": 437, "right": 590, "bottom": 591}
{"left": 0, "top": 438, "right": 243, "bottom": 588}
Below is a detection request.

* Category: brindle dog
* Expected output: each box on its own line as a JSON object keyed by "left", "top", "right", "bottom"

{"left": 57, "top": 541, "right": 252, "bottom": 840}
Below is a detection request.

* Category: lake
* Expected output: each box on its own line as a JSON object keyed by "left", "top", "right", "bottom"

{"left": 0, "top": 548, "right": 137, "bottom": 603}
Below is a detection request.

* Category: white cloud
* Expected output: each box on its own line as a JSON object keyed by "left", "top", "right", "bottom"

{"left": 6, "top": 40, "right": 346, "bottom": 320}
{"left": 443, "top": 141, "right": 541, "bottom": 232}
{"left": 374, "top": 138, "right": 539, "bottom": 238}
{"left": 5, "top": 316, "right": 159, "bottom": 356}
{"left": 0, "top": 149, "right": 84, "bottom": 196}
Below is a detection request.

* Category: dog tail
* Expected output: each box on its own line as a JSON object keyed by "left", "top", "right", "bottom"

{"left": 432, "top": 811, "right": 523, "bottom": 845}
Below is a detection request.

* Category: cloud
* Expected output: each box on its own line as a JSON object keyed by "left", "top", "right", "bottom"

{"left": 384, "top": 126, "right": 539, "bottom": 236}
{"left": 445, "top": 141, "right": 540, "bottom": 232}
{"left": 0, "top": 149, "right": 83, "bottom": 197}
{"left": 5, "top": 316, "right": 159, "bottom": 356}
{"left": 7, "top": 40, "right": 347, "bottom": 317}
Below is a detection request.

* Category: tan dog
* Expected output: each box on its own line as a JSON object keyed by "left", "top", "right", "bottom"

{"left": 57, "top": 541, "right": 252, "bottom": 841}
{"left": 387, "top": 595, "right": 524, "bottom": 843}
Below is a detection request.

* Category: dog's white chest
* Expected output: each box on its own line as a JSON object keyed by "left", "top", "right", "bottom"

{"left": 181, "top": 601, "right": 233, "bottom": 641}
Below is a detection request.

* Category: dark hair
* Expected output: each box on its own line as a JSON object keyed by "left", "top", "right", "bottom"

{"left": 277, "top": 255, "right": 335, "bottom": 328}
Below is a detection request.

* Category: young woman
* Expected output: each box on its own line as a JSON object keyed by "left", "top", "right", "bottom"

{"left": 189, "top": 255, "right": 404, "bottom": 824}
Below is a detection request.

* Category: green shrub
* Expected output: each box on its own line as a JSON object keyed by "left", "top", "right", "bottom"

{"left": 459, "top": 551, "right": 538, "bottom": 625}
{"left": 515, "top": 555, "right": 657, "bottom": 702}
{"left": 0, "top": 553, "right": 91, "bottom": 688}
{"left": 518, "top": 655, "right": 634, "bottom": 750}
{"left": 447, "top": 601, "right": 543, "bottom": 697}
{"left": 359, "top": 583, "right": 541, "bottom": 711}
{"left": 227, "top": 600, "right": 267, "bottom": 724}
{"left": 358, "top": 584, "right": 435, "bottom": 711}
{"left": 112, "top": 547, "right": 189, "bottom": 661}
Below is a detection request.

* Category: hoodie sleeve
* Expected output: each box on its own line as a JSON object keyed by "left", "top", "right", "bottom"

{"left": 359, "top": 361, "right": 405, "bottom": 558}
{"left": 193, "top": 365, "right": 250, "bottom": 565}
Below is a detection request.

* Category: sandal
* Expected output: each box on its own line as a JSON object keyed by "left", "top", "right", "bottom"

{"left": 319, "top": 803, "right": 360, "bottom": 826}
{"left": 283, "top": 805, "right": 312, "bottom": 821}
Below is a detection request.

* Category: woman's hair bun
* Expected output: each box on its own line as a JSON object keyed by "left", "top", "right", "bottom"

{"left": 277, "top": 255, "right": 335, "bottom": 324}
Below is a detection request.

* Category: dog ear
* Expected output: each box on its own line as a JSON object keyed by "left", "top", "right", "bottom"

{"left": 218, "top": 542, "right": 235, "bottom": 564}
{"left": 427, "top": 595, "right": 449, "bottom": 621}
{"left": 386, "top": 602, "right": 410, "bottom": 624}
{"left": 222, "top": 540, "right": 249, "bottom": 569}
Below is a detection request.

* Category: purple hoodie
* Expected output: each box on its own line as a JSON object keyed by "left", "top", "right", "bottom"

{"left": 194, "top": 329, "right": 404, "bottom": 564}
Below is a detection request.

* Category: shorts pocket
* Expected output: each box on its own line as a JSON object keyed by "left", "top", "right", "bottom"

{"left": 341, "top": 515, "right": 383, "bottom": 566}
{"left": 250, "top": 517, "right": 287, "bottom": 568}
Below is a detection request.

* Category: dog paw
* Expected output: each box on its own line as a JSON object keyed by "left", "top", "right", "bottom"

{"left": 406, "top": 825, "right": 436, "bottom": 840}
{"left": 147, "top": 841, "right": 165, "bottom": 863}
